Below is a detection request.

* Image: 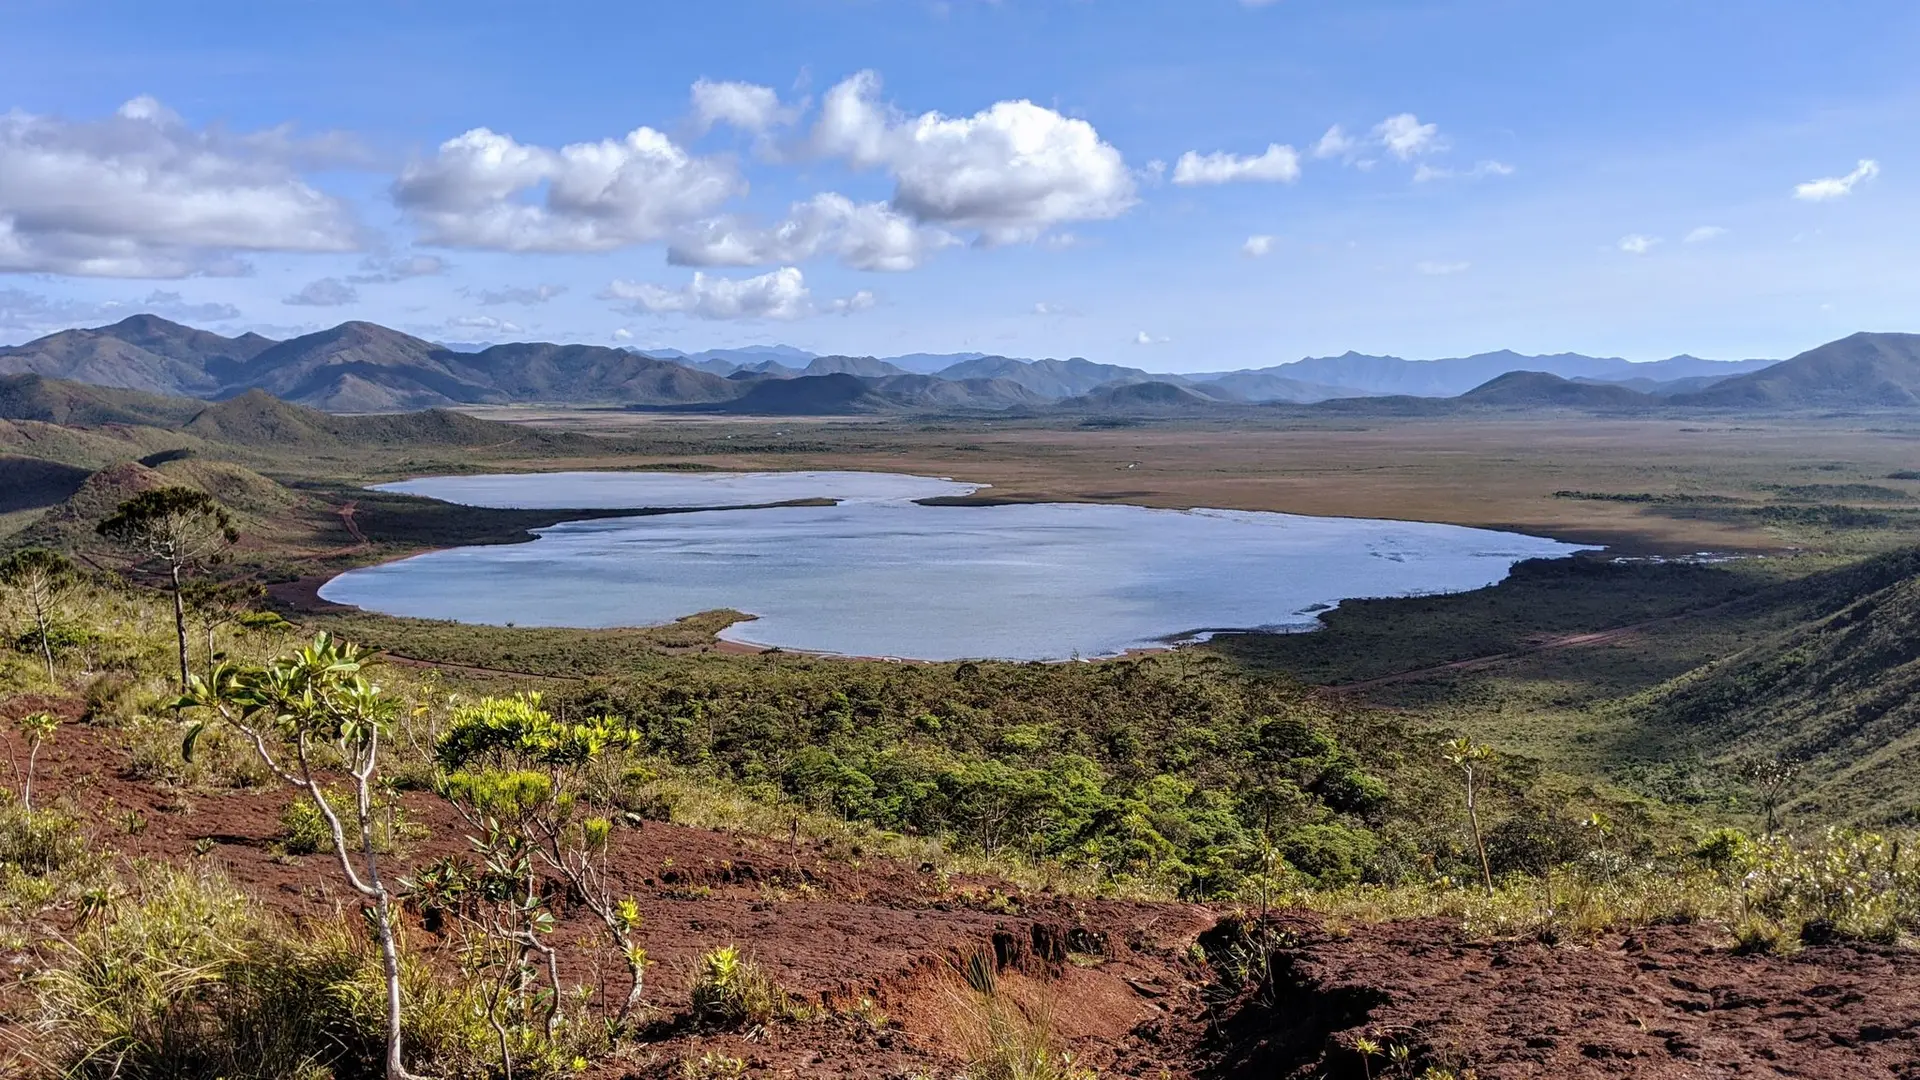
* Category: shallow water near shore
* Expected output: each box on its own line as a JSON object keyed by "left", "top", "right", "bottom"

{"left": 320, "top": 471, "right": 1593, "bottom": 661}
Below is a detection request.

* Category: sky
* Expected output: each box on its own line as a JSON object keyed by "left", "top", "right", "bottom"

{"left": 0, "top": 0, "right": 1916, "bottom": 371}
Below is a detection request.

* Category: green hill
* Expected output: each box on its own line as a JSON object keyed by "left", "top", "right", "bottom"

{"left": 1460, "top": 370, "right": 1655, "bottom": 408}
{"left": 181, "top": 389, "right": 597, "bottom": 453}
{"left": 1628, "top": 547, "right": 1920, "bottom": 823}
{"left": 1679, "top": 331, "right": 1920, "bottom": 408}
{"left": 0, "top": 373, "right": 206, "bottom": 427}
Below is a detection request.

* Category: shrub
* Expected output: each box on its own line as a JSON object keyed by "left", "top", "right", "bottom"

{"left": 1279, "top": 823, "right": 1380, "bottom": 887}
{"left": 32, "top": 864, "right": 519, "bottom": 1080}
{"left": 0, "top": 804, "right": 85, "bottom": 874}
{"left": 689, "top": 945, "right": 796, "bottom": 1028}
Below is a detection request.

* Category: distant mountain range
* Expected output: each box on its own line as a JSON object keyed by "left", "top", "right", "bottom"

{"left": 10, "top": 313, "right": 1920, "bottom": 416}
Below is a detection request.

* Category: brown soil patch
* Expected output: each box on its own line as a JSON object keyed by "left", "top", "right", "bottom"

{"left": 11, "top": 716, "right": 1920, "bottom": 1078}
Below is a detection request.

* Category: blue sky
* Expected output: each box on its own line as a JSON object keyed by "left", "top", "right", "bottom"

{"left": 1, "top": 0, "right": 1915, "bottom": 370}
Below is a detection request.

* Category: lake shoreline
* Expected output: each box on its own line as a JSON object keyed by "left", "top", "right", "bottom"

{"left": 316, "top": 469, "right": 1593, "bottom": 663}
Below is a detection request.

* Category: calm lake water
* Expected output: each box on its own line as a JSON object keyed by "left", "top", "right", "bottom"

{"left": 320, "top": 471, "right": 1592, "bottom": 661}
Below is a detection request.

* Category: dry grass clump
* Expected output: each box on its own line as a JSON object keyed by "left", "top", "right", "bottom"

{"left": 939, "top": 951, "right": 1092, "bottom": 1080}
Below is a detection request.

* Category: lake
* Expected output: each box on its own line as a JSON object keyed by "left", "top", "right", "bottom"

{"left": 319, "top": 471, "right": 1592, "bottom": 661}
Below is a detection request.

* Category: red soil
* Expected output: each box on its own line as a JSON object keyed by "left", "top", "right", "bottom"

{"left": 8, "top": 704, "right": 1920, "bottom": 1078}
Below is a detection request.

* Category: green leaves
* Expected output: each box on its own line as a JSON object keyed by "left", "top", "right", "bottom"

{"left": 174, "top": 633, "right": 393, "bottom": 747}
{"left": 435, "top": 692, "right": 637, "bottom": 771}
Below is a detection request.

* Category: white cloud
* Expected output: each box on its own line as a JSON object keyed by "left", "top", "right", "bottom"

{"left": 1415, "top": 260, "right": 1470, "bottom": 275}
{"left": 1617, "top": 234, "right": 1661, "bottom": 255}
{"left": 0, "top": 286, "right": 241, "bottom": 336}
{"left": 1684, "top": 225, "right": 1727, "bottom": 244}
{"left": 476, "top": 283, "right": 567, "bottom": 305}
{"left": 827, "top": 289, "right": 876, "bottom": 315}
{"left": 0, "top": 97, "right": 360, "bottom": 277}
{"left": 1413, "top": 160, "right": 1513, "bottom": 182}
{"left": 1242, "top": 234, "right": 1275, "bottom": 257}
{"left": 139, "top": 290, "right": 243, "bottom": 322}
{"left": 284, "top": 277, "right": 358, "bottom": 306}
{"left": 601, "top": 266, "right": 867, "bottom": 321}
{"left": 611, "top": 327, "right": 633, "bottom": 341}
{"left": 394, "top": 125, "right": 742, "bottom": 252}
{"left": 1794, "top": 159, "right": 1879, "bottom": 201}
{"left": 1133, "top": 330, "right": 1167, "bottom": 345}
{"left": 445, "top": 314, "right": 522, "bottom": 335}
{"left": 347, "top": 253, "right": 447, "bottom": 283}
{"left": 1172, "top": 143, "right": 1301, "bottom": 186}
{"left": 1031, "top": 301, "right": 1080, "bottom": 316}
{"left": 690, "top": 79, "right": 792, "bottom": 133}
{"left": 1374, "top": 113, "right": 1442, "bottom": 160}
{"left": 670, "top": 192, "right": 955, "bottom": 272}
{"left": 1311, "top": 124, "right": 1359, "bottom": 161}
{"left": 808, "top": 70, "right": 1136, "bottom": 244}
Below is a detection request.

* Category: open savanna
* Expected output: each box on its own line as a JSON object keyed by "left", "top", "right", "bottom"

{"left": 439, "top": 407, "right": 1920, "bottom": 824}
{"left": 464, "top": 407, "right": 1920, "bottom": 555}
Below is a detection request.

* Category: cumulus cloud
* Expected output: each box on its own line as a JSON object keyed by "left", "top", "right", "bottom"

{"left": 1617, "top": 234, "right": 1660, "bottom": 255}
{"left": 1311, "top": 124, "right": 1360, "bottom": 161}
{"left": 808, "top": 70, "right": 1135, "bottom": 244}
{"left": 670, "top": 192, "right": 956, "bottom": 272}
{"left": 347, "top": 253, "right": 447, "bottom": 283}
{"left": 601, "top": 266, "right": 868, "bottom": 321}
{"left": 283, "top": 277, "right": 358, "bottom": 306}
{"left": 1374, "top": 113, "right": 1442, "bottom": 160}
{"left": 443, "top": 314, "right": 522, "bottom": 335}
{"left": 0, "top": 286, "right": 239, "bottom": 336}
{"left": 1242, "top": 234, "right": 1275, "bottom": 257}
{"left": 690, "top": 79, "right": 794, "bottom": 133}
{"left": 1684, "top": 225, "right": 1727, "bottom": 244}
{"left": 611, "top": 327, "right": 633, "bottom": 341}
{"left": 1133, "top": 330, "right": 1167, "bottom": 345}
{"left": 139, "top": 289, "right": 243, "bottom": 321}
{"left": 394, "top": 125, "right": 742, "bottom": 251}
{"left": 1031, "top": 301, "right": 1080, "bottom": 316}
{"left": 1794, "top": 159, "right": 1879, "bottom": 201}
{"left": 0, "top": 96, "right": 361, "bottom": 277}
{"left": 1415, "top": 260, "right": 1470, "bottom": 275}
{"left": 827, "top": 289, "right": 877, "bottom": 315}
{"left": 1171, "top": 144, "right": 1300, "bottom": 186}
{"left": 476, "top": 283, "right": 567, "bottom": 305}
{"left": 1413, "top": 160, "right": 1512, "bottom": 182}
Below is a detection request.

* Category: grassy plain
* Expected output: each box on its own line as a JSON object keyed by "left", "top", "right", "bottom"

{"left": 464, "top": 407, "right": 1920, "bottom": 554}
{"left": 430, "top": 408, "right": 1920, "bottom": 825}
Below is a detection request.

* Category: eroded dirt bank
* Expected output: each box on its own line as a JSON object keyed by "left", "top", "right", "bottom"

{"left": 9, "top": 712, "right": 1920, "bottom": 1078}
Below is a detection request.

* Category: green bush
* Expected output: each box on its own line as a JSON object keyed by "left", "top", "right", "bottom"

{"left": 32, "top": 864, "right": 526, "bottom": 1080}
{"left": 1278, "top": 823, "right": 1380, "bottom": 886}
{"left": 0, "top": 805, "right": 86, "bottom": 874}
{"left": 689, "top": 945, "right": 798, "bottom": 1028}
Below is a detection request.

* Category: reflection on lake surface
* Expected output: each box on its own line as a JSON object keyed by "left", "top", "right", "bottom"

{"left": 319, "top": 471, "right": 1592, "bottom": 661}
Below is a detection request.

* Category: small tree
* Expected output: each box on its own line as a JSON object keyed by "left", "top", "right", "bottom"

{"left": 183, "top": 579, "right": 267, "bottom": 677}
{"left": 0, "top": 547, "right": 77, "bottom": 683}
{"left": 1444, "top": 736, "right": 1496, "bottom": 895}
{"left": 434, "top": 693, "right": 651, "bottom": 1029}
{"left": 6, "top": 711, "right": 58, "bottom": 813}
{"left": 177, "top": 633, "right": 419, "bottom": 1080}
{"left": 1744, "top": 756, "right": 1800, "bottom": 837}
{"left": 96, "top": 487, "right": 237, "bottom": 691}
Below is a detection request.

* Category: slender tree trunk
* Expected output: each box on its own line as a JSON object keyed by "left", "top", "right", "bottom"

{"left": 23, "top": 739, "right": 40, "bottom": 814}
{"left": 32, "top": 604, "right": 54, "bottom": 684}
{"left": 1466, "top": 770, "right": 1493, "bottom": 896}
{"left": 355, "top": 740, "right": 411, "bottom": 1080}
{"left": 168, "top": 561, "right": 189, "bottom": 691}
{"left": 373, "top": 888, "right": 410, "bottom": 1080}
